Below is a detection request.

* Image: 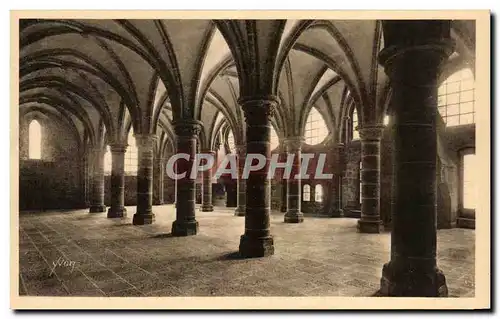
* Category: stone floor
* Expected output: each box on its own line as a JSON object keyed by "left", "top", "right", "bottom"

{"left": 18, "top": 205, "right": 475, "bottom": 297}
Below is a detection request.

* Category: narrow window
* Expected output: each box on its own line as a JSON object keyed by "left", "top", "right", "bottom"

{"left": 303, "top": 184, "right": 311, "bottom": 202}
{"left": 125, "top": 130, "right": 138, "bottom": 175}
{"left": 315, "top": 184, "right": 323, "bottom": 202}
{"left": 104, "top": 145, "right": 112, "bottom": 175}
{"left": 352, "top": 109, "right": 360, "bottom": 140}
{"left": 462, "top": 153, "right": 477, "bottom": 209}
{"left": 28, "top": 120, "right": 42, "bottom": 160}
{"left": 359, "top": 161, "right": 363, "bottom": 204}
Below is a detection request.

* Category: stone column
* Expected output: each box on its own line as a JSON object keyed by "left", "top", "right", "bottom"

{"left": 133, "top": 134, "right": 156, "bottom": 225}
{"left": 201, "top": 149, "right": 215, "bottom": 212}
{"left": 343, "top": 116, "right": 351, "bottom": 144}
{"left": 153, "top": 156, "right": 164, "bottom": 205}
{"left": 107, "top": 144, "right": 127, "bottom": 218}
{"left": 238, "top": 96, "right": 277, "bottom": 257}
{"left": 172, "top": 120, "right": 201, "bottom": 236}
{"left": 330, "top": 144, "right": 345, "bottom": 217}
{"left": 89, "top": 146, "right": 106, "bottom": 213}
{"left": 357, "top": 126, "right": 384, "bottom": 233}
{"left": 280, "top": 180, "right": 287, "bottom": 213}
{"left": 377, "top": 20, "right": 453, "bottom": 297}
{"left": 284, "top": 137, "right": 304, "bottom": 223}
{"left": 234, "top": 144, "right": 246, "bottom": 216}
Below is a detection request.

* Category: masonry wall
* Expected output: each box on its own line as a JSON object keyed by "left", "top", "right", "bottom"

{"left": 19, "top": 116, "right": 84, "bottom": 211}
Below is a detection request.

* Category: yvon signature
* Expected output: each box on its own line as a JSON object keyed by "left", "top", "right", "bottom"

{"left": 49, "top": 256, "right": 77, "bottom": 276}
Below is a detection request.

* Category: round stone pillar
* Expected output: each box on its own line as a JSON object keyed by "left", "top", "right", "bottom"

{"left": 172, "top": 120, "right": 202, "bottom": 236}
{"left": 280, "top": 179, "right": 287, "bottom": 213}
{"left": 238, "top": 96, "right": 276, "bottom": 258}
{"left": 234, "top": 144, "right": 246, "bottom": 216}
{"left": 377, "top": 20, "right": 454, "bottom": 297}
{"left": 107, "top": 144, "right": 127, "bottom": 218}
{"left": 284, "top": 137, "right": 304, "bottom": 223}
{"left": 133, "top": 134, "right": 156, "bottom": 225}
{"left": 330, "top": 143, "right": 345, "bottom": 217}
{"left": 201, "top": 149, "right": 215, "bottom": 212}
{"left": 89, "top": 146, "right": 106, "bottom": 213}
{"left": 357, "top": 126, "right": 384, "bottom": 233}
{"left": 153, "top": 157, "right": 165, "bottom": 205}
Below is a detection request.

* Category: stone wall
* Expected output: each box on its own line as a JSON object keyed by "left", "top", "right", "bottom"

{"left": 19, "top": 116, "right": 84, "bottom": 211}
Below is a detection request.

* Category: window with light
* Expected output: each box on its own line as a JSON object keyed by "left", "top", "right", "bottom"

{"left": 315, "top": 184, "right": 323, "bottom": 202}
{"left": 28, "top": 120, "right": 42, "bottom": 160}
{"left": 352, "top": 109, "right": 360, "bottom": 140}
{"left": 304, "top": 107, "right": 328, "bottom": 145}
{"left": 359, "top": 161, "right": 362, "bottom": 204}
{"left": 270, "top": 125, "right": 279, "bottom": 150}
{"left": 462, "top": 153, "right": 477, "bottom": 209}
{"left": 303, "top": 184, "right": 311, "bottom": 201}
{"left": 438, "top": 68, "right": 475, "bottom": 126}
{"left": 227, "top": 130, "right": 235, "bottom": 153}
{"left": 125, "top": 130, "right": 138, "bottom": 175}
{"left": 104, "top": 146, "right": 112, "bottom": 174}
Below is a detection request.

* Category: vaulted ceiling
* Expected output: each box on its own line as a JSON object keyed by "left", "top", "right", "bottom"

{"left": 19, "top": 19, "right": 475, "bottom": 154}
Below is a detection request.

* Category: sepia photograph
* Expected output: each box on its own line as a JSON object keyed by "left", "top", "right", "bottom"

{"left": 10, "top": 10, "right": 491, "bottom": 310}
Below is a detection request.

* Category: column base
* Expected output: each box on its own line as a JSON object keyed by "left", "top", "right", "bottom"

{"left": 378, "top": 261, "right": 448, "bottom": 297}
{"left": 234, "top": 206, "right": 245, "bottom": 216}
{"left": 201, "top": 204, "right": 214, "bottom": 212}
{"left": 344, "top": 208, "right": 361, "bottom": 218}
{"left": 89, "top": 205, "right": 106, "bottom": 213}
{"left": 284, "top": 211, "right": 304, "bottom": 223}
{"left": 328, "top": 209, "right": 343, "bottom": 218}
{"left": 357, "top": 219, "right": 383, "bottom": 233}
{"left": 107, "top": 207, "right": 127, "bottom": 218}
{"left": 239, "top": 234, "right": 274, "bottom": 258}
{"left": 171, "top": 220, "right": 199, "bottom": 236}
{"left": 153, "top": 200, "right": 164, "bottom": 206}
{"left": 133, "top": 213, "right": 155, "bottom": 225}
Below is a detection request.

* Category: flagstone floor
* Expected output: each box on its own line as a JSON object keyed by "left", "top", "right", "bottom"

{"left": 18, "top": 205, "right": 475, "bottom": 297}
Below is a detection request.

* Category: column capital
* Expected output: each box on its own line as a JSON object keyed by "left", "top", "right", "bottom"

{"left": 359, "top": 125, "right": 385, "bottom": 142}
{"left": 134, "top": 134, "right": 157, "bottom": 150}
{"left": 109, "top": 143, "right": 128, "bottom": 153}
{"left": 173, "top": 120, "right": 203, "bottom": 138}
{"left": 284, "top": 136, "right": 304, "bottom": 151}
{"left": 239, "top": 95, "right": 279, "bottom": 123}
{"left": 379, "top": 21, "right": 454, "bottom": 84}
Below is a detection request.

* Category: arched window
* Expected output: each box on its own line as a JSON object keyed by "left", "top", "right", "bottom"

{"left": 383, "top": 115, "right": 390, "bottom": 126}
{"left": 462, "top": 152, "right": 477, "bottom": 210}
{"left": 270, "top": 125, "right": 279, "bottom": 151}
{"left": 303, "top": 184, "right": 311, "bottom": 202}
{"left": 125, "top": 130, "right": 138, "bottom": 175}
{"left": 438, "top": 68, "right": 475, "bottom": 126}
{"left": 305, "top": 107, "right": 328, "bottom": 145}
{"left": 315, "top": 184, "right": 323, "bottom": 202}
{"left": 104, "top": 146, "right": 112, "bottom": 175}
{"left": 352, "top": 109, "right": 360, "bottom": 140}
{"left": 227, "top": 130, "right": 235, "bottom": 154}
{"left": 359, "top": 161, "right": 363, "bottom": 204}
{"left": 28, "top": 119, "right": 42, "bottom": 160}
